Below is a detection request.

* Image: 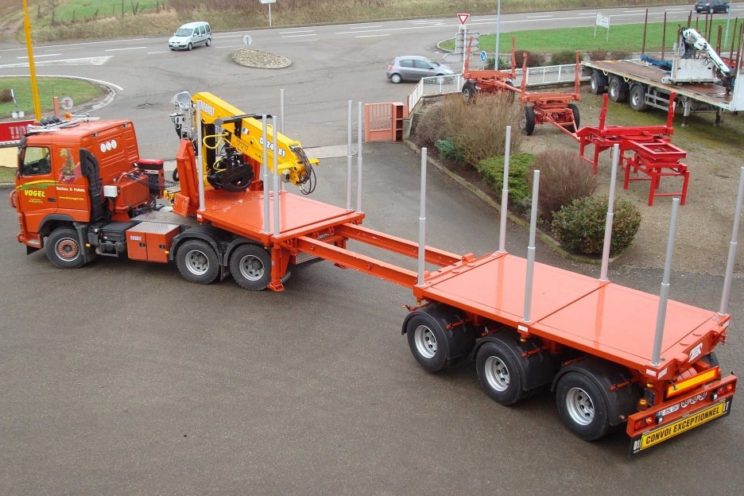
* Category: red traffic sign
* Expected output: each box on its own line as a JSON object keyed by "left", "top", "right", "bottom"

{"left": 457, "top": 12, "right": 470, "bottom": 25}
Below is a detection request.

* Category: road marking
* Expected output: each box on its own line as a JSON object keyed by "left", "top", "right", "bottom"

{"left": 350, "top": 25, "right": 382, "bottom": 30}
{"left": 147, "top": 50, "right": 170, "bottom": 55}
{"left": 527, "top": 14, "right": 553, "bottom": 19}
{"left": 0, "top": 56, "right": 112, "bottom": 68}
{"left": 577, "top": 13, "right": 598, "bottom": 17}
{"left": 104, "top": 46, "right": 147, "bottom": 52}
{"left": 623, "top": 9, "right": 647, "bottom": 14}
{"left": 355, "top": 34, "right": 390, "bottom": 39}
{"left": 280, "top": 29, "right": 315, "bottom": 34}
{"left": 282, "top": 33, "right": 317, "bottom": 38}
{"left": 17, "top": 53, "right": 62, "bottom": 59}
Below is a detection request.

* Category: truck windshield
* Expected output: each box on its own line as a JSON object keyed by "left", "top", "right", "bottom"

{"left": 20, "top": 146, "right": 51, "bottom": 176}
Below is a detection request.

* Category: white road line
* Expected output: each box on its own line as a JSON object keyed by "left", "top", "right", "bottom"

{"left": 0, "top": 56, "right": 112, "bottom": 69}
{"left": 577, "top": 13, "right": 598, "bottom": 17}
{"left": 350, "top": 25, "right": 382, "bottom": 29}
{"left": 280, "top": 29, "right": 315, "bottom": 34}
{"left": 623, "top": 10, "right": 647, "bottom": 14}
{"left": 527, "top": 15, "right": 553, "bottom": 19}
{"left": 147, "top": 50, "right": 170, "bottom": 55}
{"left": 355, "top": 34, "right": 390, "bottom": 38}
{"left": 282, "top": 33, "right": 317, "bottom": 38}
{"left": 17, "top": 53, "right": 62, "bottom": 59}
{"left": 104, "top": 46, "right": 147, "bottom": 52}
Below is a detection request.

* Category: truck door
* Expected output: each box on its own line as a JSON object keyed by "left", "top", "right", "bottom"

{"left": 16, "top": 145, "right": 57, "bottom": 234}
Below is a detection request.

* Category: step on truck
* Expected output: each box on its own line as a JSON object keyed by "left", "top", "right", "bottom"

{"left": 8, "top": 92, "right": 739, "bottom": 455}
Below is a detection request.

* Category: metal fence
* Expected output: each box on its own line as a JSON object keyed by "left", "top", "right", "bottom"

{"left": 407, "top": 64, "right": 589, "bottom": 112}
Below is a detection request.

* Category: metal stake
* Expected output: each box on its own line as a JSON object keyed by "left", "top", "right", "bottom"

{"left": 498, "top": 126, "right": 511, "bottom": 252}
{"left": 273, "top": 117, "right": 281, "bottom": 236}
{"left": 719, "top": 167, "right": 744, "bottom": 316}
{"left": 523, "top": 170, "right": 540, "bottom": 324}
{"left": 347, "top": 100, "right": 353, "bottom": 210}
{"left": 196, "top": 103, "right": 205, "bottom": 213}
{"left": 600, "top": 144, "right": 620, "bottom": 281}
{"left": 652, "top": 198, "right": 681, "bottom": 366}
{"left": 262, "top": 115, "right": 270, "bottom": 233}
{"left": 417, "top": 148, "right": 428, "bottom": 286}
{"left": 357, "top": 101, "right": 363, "bottom": 212}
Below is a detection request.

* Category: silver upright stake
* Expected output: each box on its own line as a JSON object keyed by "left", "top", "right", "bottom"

{"left": 273, "top": 116, "right": 281, "bottom": 236}
{"left": 195, "top": 103, "right": 205, "bottom": 212}
{"left": 347, "top": 99, "right": 353, "bottom": 210}
{"left": 357, "top": 101, "right": 363, "bottom": 212}
{"left": 600, "top": 144, "right": 620, "bottom": 281}
{"left": 498, "top": 126, "right": 511, "bottom": 252}
{"left": 262, "top": 115, "right": 270, "bottom": 233}
{"left": 652, "top": 198, "right": 681, "bottom": 366}
{"left": 523, "top": 170, "right": 540, "bottom": 324}
{"left": 417, "top": 148, "right": 428, "bottom": 286}
{"left": 280, "top": 88, "right": 285, "bottom": 134}
{"left": 719, "top": 167, "right": 744, "bottom": 315}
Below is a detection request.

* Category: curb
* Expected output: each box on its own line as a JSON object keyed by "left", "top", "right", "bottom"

{"left": 402, "top": 140, "right": 609, "bottom": 265}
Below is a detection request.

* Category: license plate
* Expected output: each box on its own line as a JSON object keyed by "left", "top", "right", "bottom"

{"left": 630, "top": 397, "right": 732, "bottom": 455}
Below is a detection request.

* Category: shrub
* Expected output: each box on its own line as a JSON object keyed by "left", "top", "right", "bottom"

{"left": 514, "top": 50, "right": 546, "bottom": 68}
{"left": 413, "top": 101, "right": 446, "bottom": 147}
{"left": 0, "top": 89, "right": 12, "bottom": 103}
{"left": 476, "top": 153, "right": 535, "bottom": 206}
{"left": 610, "top": 50, "right": 631, "bottom": 60}
{"left": 586, "top": 50, "right": 608, "bottom": 61}
{"left": 530, "top": 150, "right": 598, "bottom": 220}
{"left": 551, "top": 196, "right": 641, "bottom": 256}
{"left": 440, "top": 94, "right": 523, "bottom": 166}
{"left": 435, "top": 138, "right": 464, "bottom": 162}
{"left": 551, "top": 51, "right": 577, "bottom": 65}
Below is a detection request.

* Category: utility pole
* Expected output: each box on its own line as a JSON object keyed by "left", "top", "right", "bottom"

{"left": 22, "top": 0, "right": 42, "bottom": 121}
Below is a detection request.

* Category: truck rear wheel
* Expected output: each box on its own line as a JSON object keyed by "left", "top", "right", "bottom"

{"left": 608, "top": 76, "right": 628, "bottom": 103}
{"left": 520, "top": 106, "right": 536, "bottom": 135}
{"left": 46, "top": 227, "right": 86, "bottom": 269}
{"left": 176, "top": 239, "right": 220, "bottom": 284}
{"left": 229, "top": 244, "right": 271, "bottom": 290}
{"left": 555, "top": 371, "right": 610, "bottom": 441}
{"left": 590, "top": 70, "right": 607, "bottom": 94}
{"left": 404, "top": 304, "right": 474, "bottom": 373}
{"left": 629, "top": 84, "right": 648, "bottom": 111}
{"left": 475, "top": 338, "right": 526, "bottom": 405}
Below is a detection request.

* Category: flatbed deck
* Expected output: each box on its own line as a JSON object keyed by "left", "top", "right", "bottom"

{"left": 582, "top": 59, "right": 740, "bottom": 111}
{"left": 414, "top": 252, "right": 726, "bottom": 379}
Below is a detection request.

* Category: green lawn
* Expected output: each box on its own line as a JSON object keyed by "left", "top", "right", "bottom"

{"left": 0, "top": 166, "right": 15, "bottom": 183}
{"left": 442, "top": 19, "right": 738, "bottom": 54}
{"left": 0, "top": 76, "right": 105, "bottom": 118}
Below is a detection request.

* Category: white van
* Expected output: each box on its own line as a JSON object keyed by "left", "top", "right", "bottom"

{"left": 168, "top": 22, "right": 212, "bottom": 51}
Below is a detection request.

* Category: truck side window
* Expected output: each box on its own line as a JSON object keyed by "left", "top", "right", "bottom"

{"left": 20, "top": 146, "right": 51, "bottom": 176}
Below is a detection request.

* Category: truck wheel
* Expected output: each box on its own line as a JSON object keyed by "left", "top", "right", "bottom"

{"left": 629, "top": 84, "right": 648, "bottom": 111}
{"left": 475, "top": 338, "right": 526, "bottom": 405}
{"left": 566, "top": 103, "right": 581, "bottom": 133}
{"left": 608, "top": 76, "right": 628, "bottom": 103}
{"left": 229, "top": 244, "right": 271, "bottom": 290}
{"left": 404, "top": 304, "right": 474, "bottom": 373}
{"left": 590, "top": 70, "right": 607, "bottom": 94}
{"left": 555, "top": 372, "right": 610, "bottom": 441}
{"left": 520, "top": 106, "right": 536, "bottom": 135}
{"left": 176, "top": 239, "right": 220, "bottom": 284}
{"left": 46, "top": 227, "right": 85, "bottom": 269}
{"left": 462, "top": 82, "right": 476, "bottom": 103}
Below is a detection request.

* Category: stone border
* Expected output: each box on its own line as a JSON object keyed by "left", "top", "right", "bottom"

{"left": 231, "top": 49, "right": 292, "bottom": 69}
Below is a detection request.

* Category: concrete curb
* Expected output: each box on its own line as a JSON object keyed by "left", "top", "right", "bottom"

{"left": 402, "top": 140, "right": 610, "bottom": 265}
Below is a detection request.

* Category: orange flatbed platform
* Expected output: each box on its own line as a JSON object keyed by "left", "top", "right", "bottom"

{"left": 414, "top": 253, "right": 726, "bottom": 378}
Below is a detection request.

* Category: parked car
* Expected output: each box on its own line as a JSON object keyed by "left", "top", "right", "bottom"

{"left": 694, "top": 0, "right": 730, "bottom": 13}
{"left": 386, "top": 56, "right": 454, "bottom": 83}
{"left": 169, "top": 21, "right": 212, "bottom": 51}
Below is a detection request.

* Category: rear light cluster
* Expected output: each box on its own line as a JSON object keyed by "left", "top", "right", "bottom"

{"left": 712, "top": 382, "right": 735, "bottom": 401}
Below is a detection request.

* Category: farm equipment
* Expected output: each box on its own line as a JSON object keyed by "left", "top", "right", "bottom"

{"left": 577, "top": 93, "right": 690, "bottom": 206}
{"left": 8, "top": 93, "right": 740, "bottom": 455}
{"left": 461, "top": 36, "right": 519, "bottom": 103}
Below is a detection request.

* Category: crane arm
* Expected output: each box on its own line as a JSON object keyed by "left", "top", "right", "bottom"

{"left": 681, "top": 28, "right": 732, "bottom": 78}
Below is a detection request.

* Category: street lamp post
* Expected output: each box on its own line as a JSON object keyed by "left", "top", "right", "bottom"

{"left": 22, "top": 0, "right": 42, "bottom": 121}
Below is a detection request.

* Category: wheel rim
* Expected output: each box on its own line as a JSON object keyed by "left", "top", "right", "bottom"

{"left": 184, "top": 249, "right": 210, "bottom": 276}
{"left": 413, "top": 324, "right": 437, "bottom": 359}
{"left": 484, "top": 356, "right": 510, "bottom": 392}
{"left": 55, "top": 238, "right": 79, "bottom": 260}
{"left": 565, "top": 387, "right": 595, "bottom": 426}
{"left": 591, "top": 77, "right": 598, "bottom": 92}
{"left": 631, "top": 91, "right": 641, "bottom": 107}
{"left": 238, "top": 254, "right": 265, "bottom": 282}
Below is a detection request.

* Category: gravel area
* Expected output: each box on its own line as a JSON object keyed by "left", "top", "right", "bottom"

{"left": 231, "top": 48, "right": 291, "bottom": 69}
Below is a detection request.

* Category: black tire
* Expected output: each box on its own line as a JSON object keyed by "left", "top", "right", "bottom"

{"left": 555, "top": 372, "right": 611, "bottom": 441}
{"left": 566, "top": 103, "right": 580, "bottom": 133}
{"left": 176, "top": 239, "right": 220, "bottom": 284}
{"left": 172, "top": 168, "right": 179, "bottom": 182}
{"left": 46, "top": 227, "right": 85, "bottom": 269}
{"left": 629, "top": 84, "right": 648, "bottom": 111}
{"left": 462, "top": 82, "right": 476, "bottom": 103}
{"left": 404, "top": 305, "right": 474, "bottom": 373}
{"left": 590, "top": 70, "right": 607, "bottom": 95}
{"left": 187, "top": 43, "right": 193, "bottom": 51}
{"left": 475, "top": 339, "right": 526, "bottom": 406}
{"left": 390, "top": 73, "right": 402, "bottom": 84}
{"left": 608, "top": 76, "right": 628, "bottom": 103}
{"left": 206, "top": 37, "right": 212, "bottom": 47}
{"left": 520, "top": 106, "right": 536, "bottom": 135}
{"left": 229, "top": 244, "right": 272, "bottom": 290}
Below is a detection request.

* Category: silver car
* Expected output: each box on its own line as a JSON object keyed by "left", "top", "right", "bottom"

{"left": 386, "top": 56, "right": 454, "bottom": 83}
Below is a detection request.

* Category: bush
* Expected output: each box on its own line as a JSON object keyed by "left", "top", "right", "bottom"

{"left": 435, "top": 138, "right": 464, "bottom": 162}
{"left": 551, "top": 196, "right": 641, "bottom": 256}
{"left": 441, "top": 94, "right": 523, "bottom": 166}
{"left": 551, "top": 51, "right": 577, "bottom": 65}
{"left": 413, "top": 101, "right": 446, "bottom": 147}
{"left": 530, "top": 150, "right": 597, "bottom": 220}
{"left": 476, "top": 153, "right": 534, "bottom": 206}
{"left": 0, "top": 89, "right": 12, "bottom": 103}
{"left": 586, "top": 49, "right": 608, "bottom": 61}
{"left": 610, "top": 50, "right": 631, "bottom": 60}
{"left": 514, "top": 50, "right": 546, "bottom": 68}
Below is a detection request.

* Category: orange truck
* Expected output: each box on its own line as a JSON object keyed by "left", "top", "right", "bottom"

{"left": 8, "top": 94, "right": 739, "bottom": 456}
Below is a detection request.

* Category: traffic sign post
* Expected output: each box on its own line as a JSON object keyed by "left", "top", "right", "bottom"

{"left": 260, "top": 0, "right": 276, "bottom": 27}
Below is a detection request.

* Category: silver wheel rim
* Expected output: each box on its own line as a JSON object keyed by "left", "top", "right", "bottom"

{"left": 484, "top": 356, "right": 510, "bottom": 392}
{"left": 238, "top": 254, "right": 265, "bottom": 282}
{"left": 185, "top": 249, "right": 210, "bottom": 276}
{"left": 414, "top": 325, "right": 437, "bottom": 359}
{"left": 565, "top": 387, "right": 595, "bottom": 426}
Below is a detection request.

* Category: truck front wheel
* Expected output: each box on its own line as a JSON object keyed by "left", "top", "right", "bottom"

{"left": 176, "top": 240, "right": 220, "bottom": 284}
{"left": 46, "top": 227, "right": 86, "bottom": 269}
{"left": 229, "top": 244, "right": 271, "bottom": 290}
{"left": 555, "top": 372, "right": 610, "bottom": 441}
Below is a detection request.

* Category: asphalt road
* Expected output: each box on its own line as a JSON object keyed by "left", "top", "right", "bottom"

{"left": 1, "top": 4, "right": 743, "bottom": 495}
